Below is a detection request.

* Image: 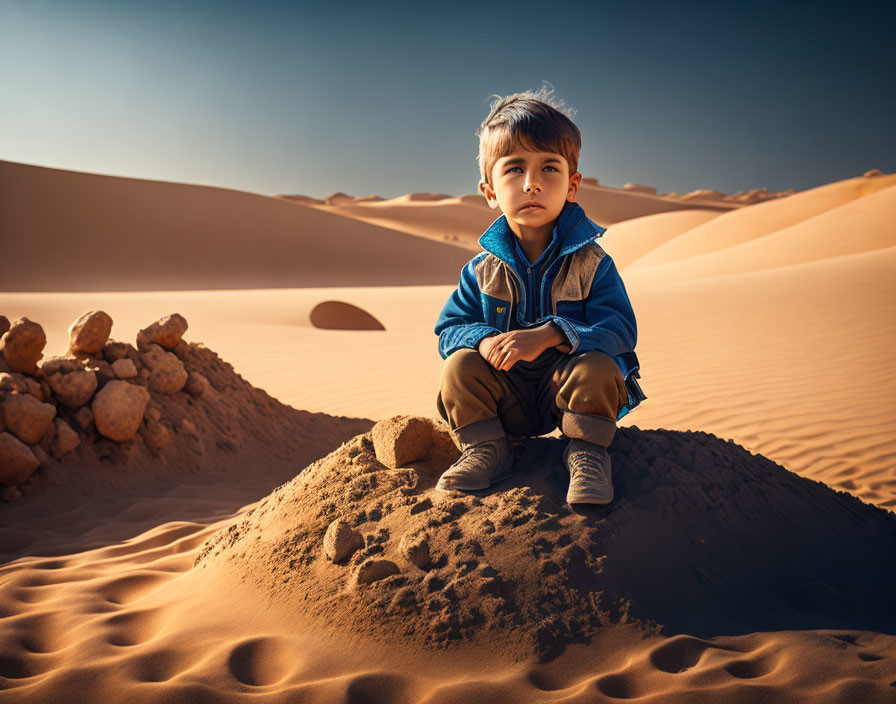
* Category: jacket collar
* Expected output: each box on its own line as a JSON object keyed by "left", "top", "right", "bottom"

{"left": 477, "top": 200, "right": 606, "bottom": 265}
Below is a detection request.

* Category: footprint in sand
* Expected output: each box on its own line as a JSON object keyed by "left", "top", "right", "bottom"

{"left": 94, "top": 571, "right": 170, "bottom": 605}
{"left": 101, "top": 607, "right": 166, "bottom": 647}
{"left": 226, "top": 636, "right": 293, "bottom": 687}
{"left": 648, "top": 635, "right": 729, "bottom": 674}
{"left": 344, "top": 672, "right": 414, "bottom": 703}
{"left": 593, "top": 671, "right": 643, "bottom": 699}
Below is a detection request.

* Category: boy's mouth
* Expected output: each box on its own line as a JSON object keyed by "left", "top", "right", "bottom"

{"left": 520, "top": 202, "right": 545, "bottom": 212}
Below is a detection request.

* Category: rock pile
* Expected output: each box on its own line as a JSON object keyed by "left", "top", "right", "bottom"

{"left": 0, "top": 311, "right": 210, "bottom": 500}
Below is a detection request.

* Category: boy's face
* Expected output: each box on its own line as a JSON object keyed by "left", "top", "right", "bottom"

{"left": 479, "top": 143, "right": 582, "bottom": 231}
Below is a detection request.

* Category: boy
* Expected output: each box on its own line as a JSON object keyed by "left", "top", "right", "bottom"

{"left": 433, "top": 87, "right": 645, "bottom": 505}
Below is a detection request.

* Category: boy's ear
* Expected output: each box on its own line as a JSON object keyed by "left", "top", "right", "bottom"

{"left": 478, "top": 179, "right": 500, "bottom": 209}
{"left": 566, "top": 171, "right": 583, "bottom": 202}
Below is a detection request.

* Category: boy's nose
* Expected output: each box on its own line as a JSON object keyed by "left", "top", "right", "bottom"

{"left": 524, "top": 180, "right": 542, "bottom": 193}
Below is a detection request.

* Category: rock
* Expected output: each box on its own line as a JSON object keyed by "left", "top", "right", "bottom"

{"left": 22, "top": 376, "right": 44, "bottom": 401}
{"left": 145, "top": 405, "right": 161, "bottom": 422}
{"left": 85, "top": 359, "right": 116, "bottom": 388}
{"left": 0, "top": 431, "right": 40, "bottom": 485}
{"left": 41, "top": 356, "right": 81, "bottom": 376}
{"left": 136, "top": 314, "right": 188, "bottom": 351}
{"left": 353, "top": 558, "right": 400, "bottom": 586}
{"left": 46, "top": 369, "right": 98, "bottom": 408}
{"left": 323, "top": 518, "right": 364, "bottom": 563}
{"left": 1, "top": 394, "right": 56, "bottom": 445}
{"left": 39, "top": 416, "right": 56, "bottom": 451}
{"left": 0, "top": 316, "right": 9, "bottom": 337}
{"left": 111, "top": 358, "right": 138, "bottom": 379}
{"left": 0, "top": 372, "right": 27, "bottom": 395}
{"left": 0, "top": 318, "right": 46, "bottom": 374}
{"left": 102, "top": 341, "right": 132, "bottom": 362}
{"left": 92, "top": 380, "right": 150, "bottom": 442}
{"left": 50, "top": 419, "right": 81, "bottom": 458}
{"left": 399, "top": 532, "right": 431, "bottom": 570}
{"left": 32, "top": 445, "right": 50, "bottom": 467}
{"left": 140, "top": 418, "right": 172, "bottom": 456}
{"left": 74, "top": 407, "right": 94, "bottom": 431}
{"left": 140, "top": 344, "right": 188, "bottom": 394}
{"left": 68, "top": 310, "right": 113, "bottom": 355}
{"left": 864, "top": 168, "right": 884, "bottom": 177}
{"left": 371, "top": 415, "right": 433, "bottom": 469}
{"left": 177, "top": 418, "right": 199, "bottom": 438}
{"left": 184, "top": 371, "right": 210, "bottom": 397}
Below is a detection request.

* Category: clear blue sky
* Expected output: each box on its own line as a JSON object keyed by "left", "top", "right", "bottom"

{"left": 2, "top": 0, "right": 894, "bottom": 199}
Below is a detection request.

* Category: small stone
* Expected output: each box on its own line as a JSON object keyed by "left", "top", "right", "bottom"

{"left": 353, "top": 558, "right": 400, "bottom": 586}
{"left": 50, "top": 419, "right": 81, "bottom": 458}
{"left": 92, "top": 380, "right": 150, "bottom": 442}
{"left": 184, "top": 371, "right": 210, "bottom": 397}
{"left": 111, "top": 358, "right": 138, "bottom": 379}
{"left": 40, "top": 356, "right": 81, "bottom": 376}
{"left": 0, "top": 318, "right": 46, "bottom": 374}
{"left": 177, "top": 418, "right": 199, "bottom": 438}
{"left": 102, "top": 341, "right": 132, "bottom": 362}
{"left": 0, "top": 372, "right": 27, "bottom": 395}
{"left": 399, "top": 532, "right": 431, "bottom": 570}
{"left": 46, "top": 369, "right": 98, "bottom": 408}
{"left": 371, "top": 415, "right": 433, "bottom": 469}
{"left": 136, "top": 314, "right": 188, "bottom": 351}
{"left": 145, "top": 405, "right": 161, "bottom": 422}
{"left": 22, "top": 377, "right": 44, "bottom": 401}
{"left": 140, "top": 417, "right": 172, "bottom": 456}
{"left": 0, "top": 316, "right": 9, "bottom": 337}
{"left": 74, "top": 407, "right": 94, "bottom": 431}
{"left": 2, "top": 394, "right": 56, "bottom": 445}
{"left": 68, "top": 310, "right": 113, "bottom": 355}
{"left": 323, "top": 518, "right": 364, "bottom": 563}
{"left": 140, "top": 344, "right": 188, "bottom": 394}
{"left": 0, "top": 431, "right": 40, "bottom": 485}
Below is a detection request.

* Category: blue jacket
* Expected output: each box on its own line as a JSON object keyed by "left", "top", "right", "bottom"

{"left": 434, "top": 200, "right": 645, "bottom": 420}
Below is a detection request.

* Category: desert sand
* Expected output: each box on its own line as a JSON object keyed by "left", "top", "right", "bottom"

{"left": 1, "top": 161, "right": 894, "bottom": 702}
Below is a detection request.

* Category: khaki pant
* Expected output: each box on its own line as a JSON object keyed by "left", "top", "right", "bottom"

{"left": 436, "top": 346, "right": 627, "bottom": 450}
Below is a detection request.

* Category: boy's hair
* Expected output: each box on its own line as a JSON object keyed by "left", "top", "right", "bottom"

{"left": 476, "top": 83, "right": 581, "bottom": 187}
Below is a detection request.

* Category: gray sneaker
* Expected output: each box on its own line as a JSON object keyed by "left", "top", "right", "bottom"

{"left": 564, "top": 439, "right": 613, "bottom": 505}
{"left": 436, "top": 437, "right": 514, "bottom": 492}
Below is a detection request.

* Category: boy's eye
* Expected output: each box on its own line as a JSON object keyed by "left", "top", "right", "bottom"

{"left": 505, "top": 165, "right": 559, "bottom": 174}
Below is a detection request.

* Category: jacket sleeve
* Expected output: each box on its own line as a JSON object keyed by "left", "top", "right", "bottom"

{"left": 540, "top": 253, "right": 637, "bottom": 357}
{"left": 434, "top": 257, "right": 502, "bottom": 360}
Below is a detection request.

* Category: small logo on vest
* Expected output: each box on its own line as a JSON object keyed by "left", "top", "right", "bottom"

{"left": 496, "top": 306, "right": 505, "bottom": 313}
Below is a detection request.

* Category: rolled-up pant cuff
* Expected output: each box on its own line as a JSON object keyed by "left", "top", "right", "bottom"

{"left": 561, "top": 410, "right": 616, "bottom": 447}
{"left": 453, "top": 416, "right": 505, "bottom": 451}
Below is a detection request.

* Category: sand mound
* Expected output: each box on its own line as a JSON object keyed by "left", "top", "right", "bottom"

{"left": 194, "top": 419, "right": 896, "bottom": 661}
{"left": 309, "top": 301, "right": 385, "bottom": 330}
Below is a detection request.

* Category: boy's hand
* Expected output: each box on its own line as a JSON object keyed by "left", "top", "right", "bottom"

{"left": 478, "top": 324, "right": 566, "bottom": 371}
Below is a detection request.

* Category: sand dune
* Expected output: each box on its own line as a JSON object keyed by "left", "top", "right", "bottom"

{"left": 2, "top": 160, "right": 895, "bottom": 702}
{"left": 0, "top": 160, "right": 472, "bottom": 291}
{"left": 598, "top": 209, "right": 723, "bottom": 271}
{"left": 283, "top": 179, "right": 744, "bottom": 250}
{"left": 629, "top": 172, "right": 896, "bottom": 271}
{"left": 628, "top": 184, "right": 896, "bottom": 280}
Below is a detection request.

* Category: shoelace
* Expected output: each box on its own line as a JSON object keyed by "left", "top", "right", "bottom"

{"left": 568, "top": 446, "right": 609, "bottom": 485}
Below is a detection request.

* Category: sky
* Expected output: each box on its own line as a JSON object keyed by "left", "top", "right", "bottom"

{"left": 1, "top": 0, "right": 894, "bottom": 199}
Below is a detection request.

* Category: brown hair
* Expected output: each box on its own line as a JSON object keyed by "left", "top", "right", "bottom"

{"left": 476, "top": 83, "right": 582, "bottom": 187}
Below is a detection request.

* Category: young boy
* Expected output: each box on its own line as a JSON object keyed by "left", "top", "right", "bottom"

{"left": 433, "top": 87, "right": 645, "bottom": 505}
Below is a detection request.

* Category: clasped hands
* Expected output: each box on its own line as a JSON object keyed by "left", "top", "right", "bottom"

{"left": 478, "top": 323, "right": 568, "bottom": 371}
